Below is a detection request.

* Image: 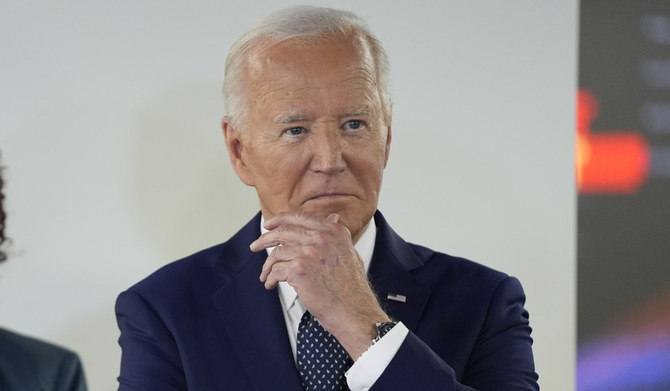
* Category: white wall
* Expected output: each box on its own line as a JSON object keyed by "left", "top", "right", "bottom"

{"left": 0, "top": 1, "right": 577, "bottom": 390}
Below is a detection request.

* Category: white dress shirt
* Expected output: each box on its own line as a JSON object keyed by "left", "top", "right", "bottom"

{"left": 261, "top": 217, "right": 409, "bottom": 391}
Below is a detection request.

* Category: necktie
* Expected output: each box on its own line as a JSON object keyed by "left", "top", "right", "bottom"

{"left": 297, "top": 311, "right": 352, "bottom": 391}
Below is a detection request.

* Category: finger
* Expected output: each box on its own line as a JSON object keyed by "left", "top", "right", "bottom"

{"left": 263, "top": 211, "right": 328, "bottom": 231}
{"left": 261, "top": 212, "right": 345, "bottom": 244}
{"left": 325, "top": 213, "right": 352, "bottom": 237}
{"left": 249, "top": 224, "right": 311, "bottom": 252}
{"left": 259, "top": 256, "right": 277, "bottom": 283}
{"left": 263, "top": 261, "right": 289, "bottom": 290}
{"left": 326, "top": 213, "right": 340, "bottom": 223}
{"left": 259, "top": 245, "right": 303, "bottom": 282}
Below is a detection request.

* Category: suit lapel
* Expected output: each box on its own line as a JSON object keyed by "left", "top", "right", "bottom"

{"left": 211, "top": 213, "right": 303, "bottom": 391}
{"left": 368, "top": 212, "right": 432, "bottom": 331}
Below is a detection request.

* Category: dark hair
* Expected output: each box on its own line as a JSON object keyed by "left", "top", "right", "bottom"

{"left": 0, "top": 163, "right": 6, "bottom": 263}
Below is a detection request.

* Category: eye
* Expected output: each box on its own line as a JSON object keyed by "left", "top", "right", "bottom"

{"left": 345, "top": 120, "right": 363, "bottom": 130}
{"left": 284, "top": 127, "right": 306, "bottom": 136}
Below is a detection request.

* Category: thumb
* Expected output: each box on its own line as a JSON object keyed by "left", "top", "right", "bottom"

{"left": 326, "top": 213, "right": 352, "bottom": 238}
{"left": 326, "top": 213, "right": 340, "bottom": 223}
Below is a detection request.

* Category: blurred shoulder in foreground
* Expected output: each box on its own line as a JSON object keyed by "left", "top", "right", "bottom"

{"left": 0, "top": 327, "right": 87, "bottom": 391}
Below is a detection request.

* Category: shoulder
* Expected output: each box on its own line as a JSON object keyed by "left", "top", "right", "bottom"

{"left": 122, "top": 213, "right": 261, "bottom": 300}
{"left": 373, "top": 210, "right": 515, "bottom": 297}
{"left": 407, "top": 242, "right": 519, "bottom": 300}
{"left": 114, "top": 242, "right": 236, "bottom": 343}
{"left": 0, "top": 328, "right": 85, "bottom": 390}
{"left": 0, "top": 328, "right": 79, "bottom": 363}
{"left": 412, "top": 243, "right": 508, "bottom": 282}
{"left": 130, "top": 242, "right": 227, "bottom": 289}
{"left": 119, "top": 241, "right": 231, "bottom": 309}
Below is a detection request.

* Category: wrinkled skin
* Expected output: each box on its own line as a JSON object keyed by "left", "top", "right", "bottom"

{"left": 223, "top": 37, "right": 392, "bottom": 359}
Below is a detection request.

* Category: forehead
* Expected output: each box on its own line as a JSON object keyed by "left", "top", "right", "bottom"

{"left": 244, "top": 37, "right": 380, "bottom": 116}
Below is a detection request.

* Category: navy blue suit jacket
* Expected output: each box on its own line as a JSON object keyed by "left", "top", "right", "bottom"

{"left": 116, "top": 211, "right": 538, "bottom": 390}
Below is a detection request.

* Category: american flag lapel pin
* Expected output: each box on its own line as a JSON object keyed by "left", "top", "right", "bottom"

{"left": 386, "top": 293, "right": 407, "bottom": 303}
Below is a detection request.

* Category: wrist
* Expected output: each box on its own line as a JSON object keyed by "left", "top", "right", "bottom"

{"left": 327, "top": 313, "right": 392, "bottom": 360}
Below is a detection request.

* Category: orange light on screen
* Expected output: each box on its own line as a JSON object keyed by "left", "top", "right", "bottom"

{"left": 577, "top": 89, "right": 651, "bottom": 194}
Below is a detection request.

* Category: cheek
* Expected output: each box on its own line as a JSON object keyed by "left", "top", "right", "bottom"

{"left": 349, "top": 151, "right": 386, "bottom": 186}
{"left": 248, "top": 150, "right": 306, "bottom": 193}
{"left": 253, "top": 161, "right": 291, "bottom": 187}
{"left": 363, "top": 137, "right": 389, "bottom": 169}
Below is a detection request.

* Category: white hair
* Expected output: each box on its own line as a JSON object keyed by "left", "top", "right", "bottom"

{"left": 222, "top": 5, "right": 392, "bottom": 129}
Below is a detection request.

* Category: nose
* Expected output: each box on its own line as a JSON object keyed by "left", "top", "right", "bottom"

{"left": 309, "top": 129, "right": 346, "bottom": 174}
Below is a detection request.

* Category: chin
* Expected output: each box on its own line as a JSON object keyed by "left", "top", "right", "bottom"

{"left": 300, "top": 204, "right": 345, "bottom": 218}
{"left": 298, "top": 197, "right": 375, "bottom": 223}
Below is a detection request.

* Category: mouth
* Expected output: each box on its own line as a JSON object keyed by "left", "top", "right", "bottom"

{"left": 302, "top": 192, "right": 355, "bottom": 205}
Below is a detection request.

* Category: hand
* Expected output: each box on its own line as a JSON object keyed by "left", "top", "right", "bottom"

{"left": 249, "top": 211, "right": 390, "bottom": 359}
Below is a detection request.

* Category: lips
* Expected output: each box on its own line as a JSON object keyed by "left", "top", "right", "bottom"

{"left": 302, "top": 192, "right": 355, "bottom": 205}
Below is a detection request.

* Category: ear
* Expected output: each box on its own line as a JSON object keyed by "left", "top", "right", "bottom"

{"left": 383, "top": 125, "right": 392, "bottom": 168}
{"left": 222, "top": 116, "right": 255, "bottom": 186}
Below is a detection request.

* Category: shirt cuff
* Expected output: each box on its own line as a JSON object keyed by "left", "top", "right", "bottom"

{"left": 345, "top": 321, "right": 409, "bottom": 391}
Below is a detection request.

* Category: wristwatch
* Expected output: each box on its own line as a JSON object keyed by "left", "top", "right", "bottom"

{"left": 373, "top": 321, "right": 398, "bottom": 344}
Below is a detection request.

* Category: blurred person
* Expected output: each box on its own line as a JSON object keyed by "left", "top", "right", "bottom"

{"left": 0, "top": 156, "right": 88, "bottom": 391}
{"left": 116, "top": 6, "right": 538, "bottom": 391}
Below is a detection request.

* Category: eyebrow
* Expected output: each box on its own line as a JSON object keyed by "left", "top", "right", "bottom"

{"left": 273, "top": 105, "right": 375, "bottom": 125}
{"left": 275, "top": 113, "right": 308, "bottom": 125}
{"left": 343, "top": 107, "right": 371, "bottom": 117}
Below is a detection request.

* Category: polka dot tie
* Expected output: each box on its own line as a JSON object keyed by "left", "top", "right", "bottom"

{"left": 297, "top": 311, "right": 352, "bottom": 391}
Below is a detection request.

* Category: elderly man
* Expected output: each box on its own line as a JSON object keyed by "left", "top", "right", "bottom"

{"left": 116, "top": 6, "right": 538, "bottom": 391}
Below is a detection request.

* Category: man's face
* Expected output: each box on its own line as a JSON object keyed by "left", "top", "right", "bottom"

{"left": 223, "top": 37, "right": 391, "bottom": 242}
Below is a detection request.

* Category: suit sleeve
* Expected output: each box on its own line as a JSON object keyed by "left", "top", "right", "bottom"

{"left": 115, "top": 290, "right": 187, "bottom": 391}
{"left": 370, "top": 276, "right": 539, "bottom": 391}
